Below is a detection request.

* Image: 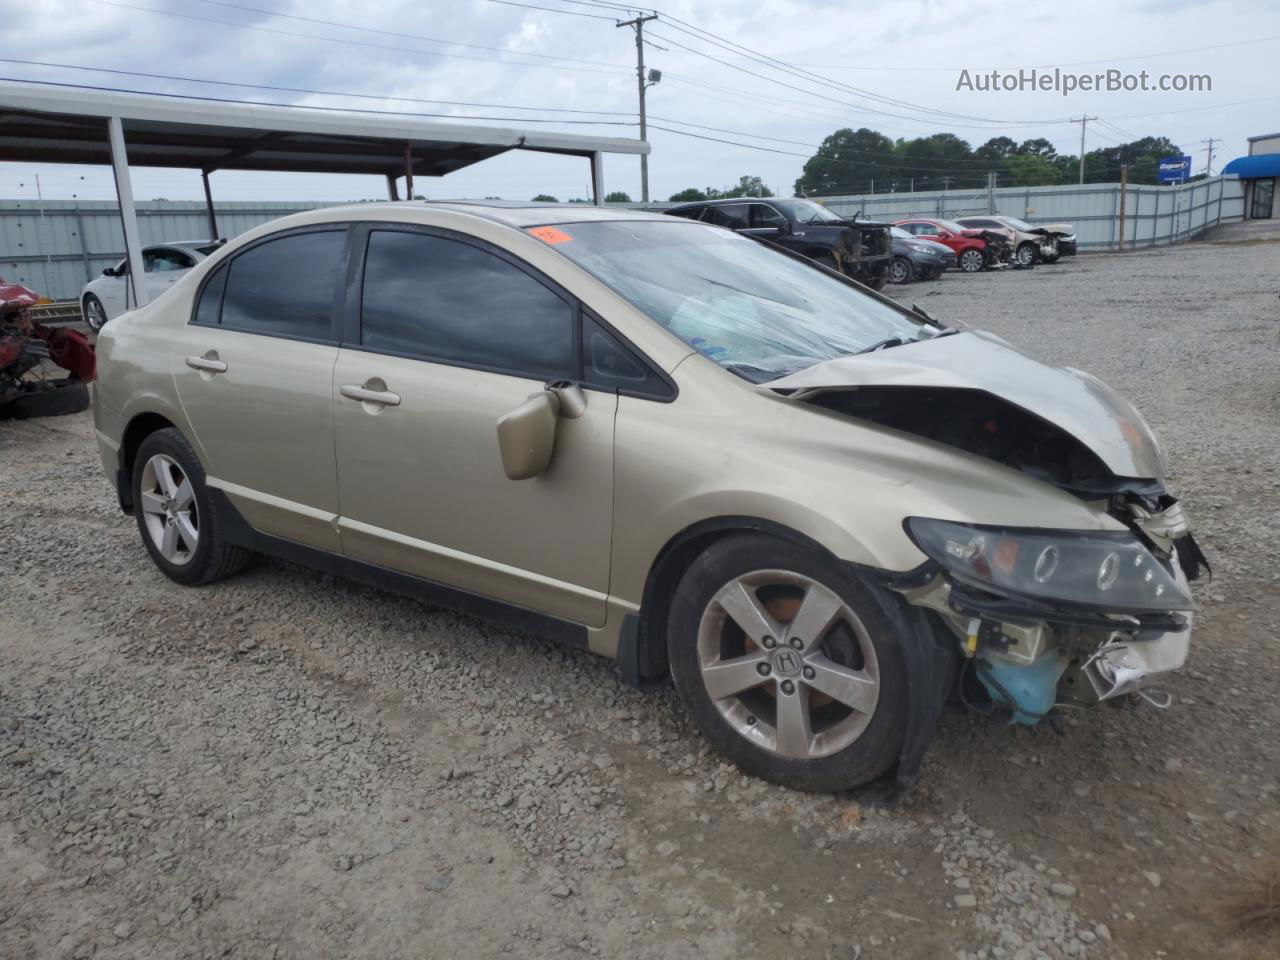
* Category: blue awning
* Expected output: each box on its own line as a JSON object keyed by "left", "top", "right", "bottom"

{"left": 1222, "top": 155, "right": 1280, "bottom": 178}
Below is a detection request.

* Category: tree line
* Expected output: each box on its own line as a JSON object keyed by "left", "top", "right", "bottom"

{"left": 789, "top": 128, "right": 1184, "bottom": 196}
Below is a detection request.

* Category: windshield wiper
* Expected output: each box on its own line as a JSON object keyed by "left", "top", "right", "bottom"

{"left": 856, "top": 336, "right": 915, "bottom": 355}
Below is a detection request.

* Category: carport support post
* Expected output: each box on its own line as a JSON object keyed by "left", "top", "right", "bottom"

{"left": 385, "top": 174, "right": 399, "bottom": 202}
{"left": 591, "top": 151, "right": 604, "bottom": 205}
{"left": 107, "top": 115, "right": 148, "bottom": 309}
{"left": 201, "top": 170, "right": 219, "bottom": 241}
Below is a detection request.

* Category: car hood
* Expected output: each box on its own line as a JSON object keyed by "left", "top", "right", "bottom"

{"left": 764, "top": 330, "right": 1164, "bottom": 480}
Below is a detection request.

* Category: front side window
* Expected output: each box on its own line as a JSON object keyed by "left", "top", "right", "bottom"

{"left": 360, "top": 230, "right": 575, "bottom": 382}
{"left": 776, "top": 199, "right": 843, "bottom": 224}
{"left": 749, "top": 204, "right": 789, "bottom": 230}
{"left": 147, "top": 249, "right": 194, "bottom": 272}
{"left": 532, "top": 220, "right": 927, "bottom": 383}
{"left": 221, "top": 230, "right": 346, "bottom": 340}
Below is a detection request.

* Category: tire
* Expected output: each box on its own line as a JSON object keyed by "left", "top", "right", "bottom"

{"left": 958, "top": 248, "right": 984, "bottom": 273}
{"left": 889, "top": 257, "right": 914, "bottom": 285}
{"left": 1015, "top": 242, "right": 1038, "bottom": 268}
{"left": 83, "top": 294, "right": 109, "bottom": 333}
{"left": 131, "top": 427, "right": 252, "bottom": 586}
{"left": 0, "top": 379, "right": 89, "bottom": 420}
{"left": 667, "top": 534, "right": 908, "bottom": 792}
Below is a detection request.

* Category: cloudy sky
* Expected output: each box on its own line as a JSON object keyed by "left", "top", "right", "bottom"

{"left": 1, "top": 0, "right": 1276, "bottom": 203}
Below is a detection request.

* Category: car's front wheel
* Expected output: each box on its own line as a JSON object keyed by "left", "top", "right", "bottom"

{"left": 132, "top": 427, "right": 252, "bottom": 586}
{"left": 889, "top": 257, "right": 914, "bottom": 284}
{"left": 83, "top": 294, "right": 108, "bottom": 333}
{"left": 1015, "top": 242, "right": 1038, "bottom": 267}
{"left": 958, "top": 248, "right": 985, "bottom": 273}
{"left": 668, "top": 535, "right": 907, "bottom": 792}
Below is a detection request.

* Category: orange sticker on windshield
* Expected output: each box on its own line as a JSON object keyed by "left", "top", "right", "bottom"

{"left": 529, "top": 226, "right": 573, "bottom": 245}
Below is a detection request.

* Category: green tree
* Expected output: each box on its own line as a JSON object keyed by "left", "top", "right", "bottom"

{"left": 975, "top": 136, "right": 1018, "bottom": 165}
{"left": 668, "top": 187, "right": 707, "bottom": 202}
{"left": 531, "top": 194, "right": 558, "bottom": 202}
{"left": 726, "top": 175, "right": 773, "bottom": 197}
{"left": 1005, "top": 154, "right": 1061, "bottom": 186}
{"left": 604, "top": 191, "right": 632, "bottom": 203}
{"left": 795, "top": 128, "right": 896, "bottom": 195}
{"left": 1017, "top": 138, "right": 1058, "bottom": 161}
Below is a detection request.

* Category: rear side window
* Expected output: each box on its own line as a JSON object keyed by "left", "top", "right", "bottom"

{"left": 707, "top": 204, "right": 749, "bottom": 229}
{"left": 193, "top": 263, "right": 227, "bottom": 326}
{"left": 221, "top": 230, "right": 346, "bottom": 340}
{"left": 360, "top": 230, "right": 575, "bottom": 382}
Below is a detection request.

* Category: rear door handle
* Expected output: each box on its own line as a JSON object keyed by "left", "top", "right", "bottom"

{"left": 185, "top": 356, "right": 227, "bottom": 373}
{"left": 340, "top": 384, "right": 401, "bottom": 407}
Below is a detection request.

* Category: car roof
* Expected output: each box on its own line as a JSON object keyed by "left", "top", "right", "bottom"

{"left": 668, "top": 196, "right": 783, "bottom": 210}
{"left": 403, "top": 200, "right": 673, "bottom": 228}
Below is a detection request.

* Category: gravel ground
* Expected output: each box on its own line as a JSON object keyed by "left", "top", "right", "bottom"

{"left": 2, "top": 239, "right": 1277, "bottom": 960}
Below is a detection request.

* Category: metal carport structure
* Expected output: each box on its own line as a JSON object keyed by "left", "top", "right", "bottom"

{"left": 0, "top": 79, "right": 648, "bottom": 307}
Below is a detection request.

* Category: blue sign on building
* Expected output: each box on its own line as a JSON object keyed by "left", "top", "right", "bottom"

{"left": 1157, "top": 156, "right": 1193, "bottom": 184}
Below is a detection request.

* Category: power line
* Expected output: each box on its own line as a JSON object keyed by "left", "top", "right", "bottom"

{"left": 647, "top": 124, "right": 998, "bottom": 179}
{"left": 84, "top": 0, "right": 633, "bottom": 78}
{"left": 649, "top": 114, "right": 1016, "bottom": 169}
{"left": 487, "top": 0, "right": 616, "bottom": 19}
{"left": 0, "top": 77, "right": 640, "bottom": 126}
{"left": 641, "top": 9, "right": 1071, "bottom": 126}
{"left": 0, "top": 59, "right": 636, "bottom": 116}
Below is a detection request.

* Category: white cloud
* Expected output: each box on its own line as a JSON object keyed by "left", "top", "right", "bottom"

{"left": 0, "top": 0, "right": 1274, "bottom": 202}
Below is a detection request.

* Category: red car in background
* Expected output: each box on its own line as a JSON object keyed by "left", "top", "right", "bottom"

{"left": 894, "top": 218, "right": 1002, "bottom": 274}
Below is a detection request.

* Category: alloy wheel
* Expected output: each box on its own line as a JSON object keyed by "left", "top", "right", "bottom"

{"left": 890, "top": 259, "right": 912, "bottom": 283}
{"left": 959, "top": 249, "right": 984, "bottom": 272}
{"left": 696, "top": 570, "right": 881, "bottom": 760}
{"left": 139, "top": 453, "right": 199, "bottom": 565}
{"left": 84, "top": 297, "right": 107, "bottom": 332}
{"left": 1016, "top": 244, "right": 1036, "bottom": 266}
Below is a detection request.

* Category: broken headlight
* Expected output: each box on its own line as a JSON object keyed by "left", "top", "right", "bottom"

{"left": 905, "top": 518, "right": 1195, "bottom": 613}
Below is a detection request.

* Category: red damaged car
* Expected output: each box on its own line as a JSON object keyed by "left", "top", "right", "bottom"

{"left": 894, "top": 218, "right": 1009, "bottom": 274}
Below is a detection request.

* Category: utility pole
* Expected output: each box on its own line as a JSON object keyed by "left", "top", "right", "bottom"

{"left": 1072, "top": 116, "right": 1098, "bottom": 184}
{"left": 1201, "top": 137, "right": 1219, "bottom": 177}
{"left": 1117, "top": 163, "right": 1127, "bottom": 252}
{"left": 617, "top": 13, "right": 658, "bottom": 202}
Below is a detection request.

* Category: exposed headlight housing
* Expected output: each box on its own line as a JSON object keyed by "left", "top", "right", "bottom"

{"left": 905, "top": 518, "right": 1196, "bottom": 613}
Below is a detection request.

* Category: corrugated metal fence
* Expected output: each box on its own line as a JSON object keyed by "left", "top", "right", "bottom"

{"left": 1, "top": 178, "right": 1245, "bottom": 301}
{"left": 0, "top": 199, "right": 321, "bottom": 301}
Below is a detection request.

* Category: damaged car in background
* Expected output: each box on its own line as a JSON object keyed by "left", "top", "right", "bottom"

{"left": 954, "top": 215, "right": 1067, "bottom": 264}
{"left": 93, "top": 203, "right": 1203, "bottom": 795}
{"left": 665, "top": 196, "right": 893, "bottom": 290}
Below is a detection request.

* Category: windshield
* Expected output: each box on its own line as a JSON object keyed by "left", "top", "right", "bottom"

{"left": 890, "top": 226, "right": 915, "bottom": 240}
{"left": 530, "top": 220, "right": 928, "bottom": 382}
{"left": 776, "top": 198, "right": 844, "bottom": 224}
{"left": 1000, "top": 216, "right": 1033, "bottom": 231}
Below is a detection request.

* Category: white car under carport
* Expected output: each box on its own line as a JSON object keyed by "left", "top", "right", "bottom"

{"left": 80, "top": 241, "right": 223, "bottom": 331}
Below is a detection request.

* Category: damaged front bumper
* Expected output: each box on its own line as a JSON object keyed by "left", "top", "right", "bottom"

{"left": 897, "top": 501, "right": 1204, "bottom": 724}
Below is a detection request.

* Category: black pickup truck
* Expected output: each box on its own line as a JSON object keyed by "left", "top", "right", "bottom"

{"left": 665, "top": 196, "right": 893, "bottom": 290}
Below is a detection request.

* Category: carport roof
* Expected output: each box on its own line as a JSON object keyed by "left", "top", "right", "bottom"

{"left": 0, "top": 79, "right": 648, "bottom": 176}
{"left": 1222, "top": 154, "right": 1280, "bottom": 179}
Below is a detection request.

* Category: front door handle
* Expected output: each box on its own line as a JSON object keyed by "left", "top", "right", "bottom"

{"left": 340, "top": 383, "right": 401, "bottom": 407}
{"left": 185, "top": 355, "right": 227, "bottom": 373}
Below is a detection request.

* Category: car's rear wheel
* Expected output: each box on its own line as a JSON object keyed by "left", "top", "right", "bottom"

{"left": 667, "top": 535, "right": 907, "bottom": 792}
{"left": 82, "top": 294, "right": 108, "bottom": 333}
{"left": 958, "top": 248, "right": 984, "bottom": 273}
{"left": 132, "top": 427, "right": 252, "bottom": 586}
{"left": 889, "top": 257, "right": 914, "bottom": 284}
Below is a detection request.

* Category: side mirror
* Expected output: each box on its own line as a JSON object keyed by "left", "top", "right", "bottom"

{"left": 102, "top": 267, "right": 117, "bottom": 277}
{"left": 496, "top": 384, "right": 586, "bottom": 480}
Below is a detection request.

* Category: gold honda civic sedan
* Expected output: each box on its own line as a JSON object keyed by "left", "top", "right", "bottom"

{"left": 93, "top": 202, "right": 1205, "bottom": 792}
